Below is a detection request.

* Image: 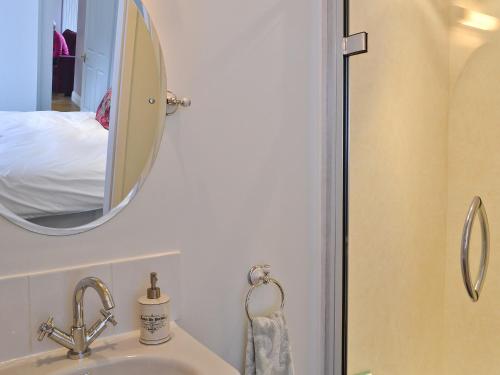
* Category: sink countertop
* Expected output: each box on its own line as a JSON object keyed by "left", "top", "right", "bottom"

{"left": 0, "top": 323, "right": 240, "bottom": 375}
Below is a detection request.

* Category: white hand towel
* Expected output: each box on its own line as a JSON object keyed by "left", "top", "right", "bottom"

{"left": 244, "top": 311, "right": 295, "bottom": 375}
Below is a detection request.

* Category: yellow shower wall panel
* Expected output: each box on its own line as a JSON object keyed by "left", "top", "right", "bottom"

{"left": 348, "top": 1, "right": 449, "bottom": 374}
{"left": 445, "top": 20, "right": 500, "bottom": 374}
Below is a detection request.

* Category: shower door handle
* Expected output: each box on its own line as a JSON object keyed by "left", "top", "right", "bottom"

{"left": 461, "top": 196, "right": 490, "bottom": 302}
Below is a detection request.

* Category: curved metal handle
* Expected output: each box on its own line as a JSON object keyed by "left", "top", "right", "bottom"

{"left": 100, "top": 309, "right": 118, "bottom": 326}
{"left": 461, "top": 196, "right": 490, "bottom": 302}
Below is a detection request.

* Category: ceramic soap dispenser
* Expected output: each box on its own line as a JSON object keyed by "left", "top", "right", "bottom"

{"left": 138, "top": 272, "right": 171, "bottom": 345}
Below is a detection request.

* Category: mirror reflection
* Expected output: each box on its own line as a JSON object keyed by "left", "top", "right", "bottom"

{"left": 0, "top": 0, "right": 166, "bottom": 233}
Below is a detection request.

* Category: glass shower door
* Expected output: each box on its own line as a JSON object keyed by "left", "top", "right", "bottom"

{"left": 346, "top": 1, "right": 500, "bottom": 374}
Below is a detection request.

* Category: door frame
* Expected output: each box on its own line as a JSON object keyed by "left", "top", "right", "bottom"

{"left": 324, "top": 0, "right": 348, "bottom": 374}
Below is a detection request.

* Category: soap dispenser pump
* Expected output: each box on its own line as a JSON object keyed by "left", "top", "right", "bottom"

{"left": 138, "top": 272, "right": 171, "bottom": 345}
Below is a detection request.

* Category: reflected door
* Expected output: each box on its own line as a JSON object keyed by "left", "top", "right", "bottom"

{"left": 81, "top": 0, "right": 118, "bottom": 112}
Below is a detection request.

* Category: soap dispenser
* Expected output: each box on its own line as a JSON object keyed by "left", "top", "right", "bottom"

{"left": 138, "top": 272, "right": 171, "bottom": 345}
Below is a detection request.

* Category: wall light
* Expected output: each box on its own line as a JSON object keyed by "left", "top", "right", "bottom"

{"left": 460, "top": 9, "right": 499, "bottom": 31}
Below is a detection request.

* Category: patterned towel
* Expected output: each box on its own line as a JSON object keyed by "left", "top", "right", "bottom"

{"left": 245, "top": 311, "right": 295, "bottom": 375}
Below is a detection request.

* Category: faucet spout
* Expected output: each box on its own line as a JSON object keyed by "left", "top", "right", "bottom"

{"left": 73, "top": 277, "right": 115, "bottom": 328}
{"left": 39, "top": 276, "right": 117, "bottom": 360}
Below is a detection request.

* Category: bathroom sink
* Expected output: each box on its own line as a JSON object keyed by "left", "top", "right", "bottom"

{"left": 0, "top": 323, "right": 239, "bottom": 375}
{"left": 53, "top": 357, "right": 197, "bottom": 375}
{"left": 53, "top": 357, "right": 198, "bottom": 375}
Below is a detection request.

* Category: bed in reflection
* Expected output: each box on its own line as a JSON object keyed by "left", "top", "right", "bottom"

{"left": 0, "top": 111, "right": 108, "bottom": 228}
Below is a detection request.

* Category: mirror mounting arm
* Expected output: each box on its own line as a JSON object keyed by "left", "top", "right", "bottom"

{"left": 166, "top": 90, "right": 192, "bottom": 116}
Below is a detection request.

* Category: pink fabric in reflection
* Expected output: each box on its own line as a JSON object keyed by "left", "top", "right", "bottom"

{"left": 53, "top": 31, "right": 69, "bottom": 58}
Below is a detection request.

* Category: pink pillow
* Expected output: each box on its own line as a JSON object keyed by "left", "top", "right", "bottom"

{"left": 96, "top": 89, "right": 112, "bottom": 130}
{"left": 53, "top": 31, "right": 69, "bottom": 58}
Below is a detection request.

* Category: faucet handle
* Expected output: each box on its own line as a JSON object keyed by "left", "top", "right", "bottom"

{"left": 37, "top": 317, "right": 54, "bottom": 341}
{"left": 100, "top": 309, "right": 118, "bottom": 326}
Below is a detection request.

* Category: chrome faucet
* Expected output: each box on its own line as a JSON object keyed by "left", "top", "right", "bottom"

{"left": 37, "top": 277, "right": 118, "bottom": 359}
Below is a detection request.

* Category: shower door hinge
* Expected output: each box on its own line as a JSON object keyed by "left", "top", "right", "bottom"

{"left": 343, "top": 32, "right": 368, "bottom": 56}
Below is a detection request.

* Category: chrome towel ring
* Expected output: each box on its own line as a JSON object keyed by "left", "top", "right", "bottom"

{"left": 461, "top": 196, "right": 490, "bottom": 302}
{"left": 245, "top": 265, "right": 285, "bottom": 321}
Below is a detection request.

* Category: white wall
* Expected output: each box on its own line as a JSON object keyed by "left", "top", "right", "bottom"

{"left": 52, "top": 0, "right": 63, "bottom": 32}
{"left": 0, "top": 0, "right": 39, "bottom": 111}
{"left": 0, "top": 0, "right": 324, "bottom": 373}
{"left": 62, "top": 0, "right": 79, "bottom": 32}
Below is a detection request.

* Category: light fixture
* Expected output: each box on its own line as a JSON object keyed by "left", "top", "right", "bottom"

{"left": 460, "top": 9, "right": 499, "bottom": 31}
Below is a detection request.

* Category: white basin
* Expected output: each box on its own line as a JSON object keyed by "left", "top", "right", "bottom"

{"left": 54, "top": 358, "right": 197, "bottom": 375}
{"left": 0, "top": 323, "right": 239, "bottom": 375}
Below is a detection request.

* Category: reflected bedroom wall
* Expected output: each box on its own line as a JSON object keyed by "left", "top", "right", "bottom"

{"left": 0, "top": 0, "right": 39, "bottom": 111}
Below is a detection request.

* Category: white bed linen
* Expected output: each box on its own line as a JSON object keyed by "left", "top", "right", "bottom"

{"left": 0, "top": 111, "right": 108, "bottom": 219}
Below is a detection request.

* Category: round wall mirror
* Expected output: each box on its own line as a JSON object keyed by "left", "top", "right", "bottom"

{"left": 0, "top": 0, "right": 167, "bottom": 235}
